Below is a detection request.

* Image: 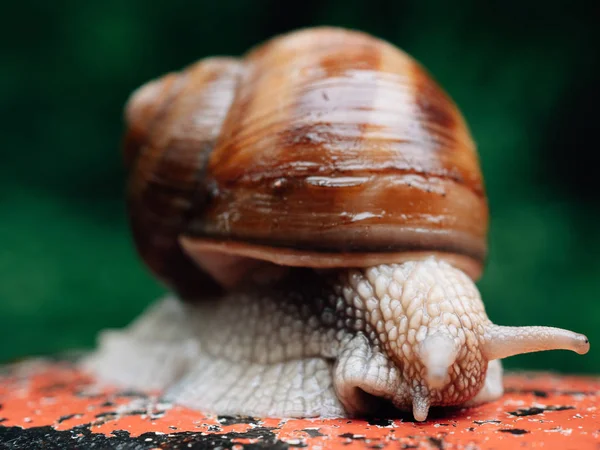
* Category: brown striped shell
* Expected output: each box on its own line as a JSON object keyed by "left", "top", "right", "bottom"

{"left": 123, "top": 27, "right": 488, "bottom": 299}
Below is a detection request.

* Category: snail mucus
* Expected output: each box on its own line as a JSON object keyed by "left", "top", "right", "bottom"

{"left": 83, "top": 27, "right": 590, "bottom": 421}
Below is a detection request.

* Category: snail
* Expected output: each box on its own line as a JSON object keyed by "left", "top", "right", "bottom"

{"left": 83, "top": 27, "right": 590, "bottom": 421}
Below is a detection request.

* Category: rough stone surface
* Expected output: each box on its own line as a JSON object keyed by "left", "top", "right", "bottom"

{"left": 0, "top": 360, "right": 599, "bottom": 449}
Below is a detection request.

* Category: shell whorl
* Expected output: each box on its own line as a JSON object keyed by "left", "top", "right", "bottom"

{"left": 123, "top": 27, "right": 488, "bottom": 297}
{"left": 124, "top": 58, "right": 243, "bottom": 298}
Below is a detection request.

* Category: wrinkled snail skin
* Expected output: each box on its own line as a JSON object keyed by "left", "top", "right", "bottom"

{"left": 83, "top": 27, "right": 590, "bottom": 421}
{"left": 83, "top": 258, "right": 588, "bottom": 420}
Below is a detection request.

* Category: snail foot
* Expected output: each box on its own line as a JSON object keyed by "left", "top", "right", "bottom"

{"left": 166, "top": 355, "right": 343, "bottom": 417}
{"left": 464, "top": 359, "right": 504, "bottom": 406}
{"left": 81, "top": 296, "right": 200, "bottom": 390}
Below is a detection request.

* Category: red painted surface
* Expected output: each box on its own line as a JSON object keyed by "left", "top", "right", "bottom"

{"left": 0, "top": 359, "right": 599, "bottom": 449}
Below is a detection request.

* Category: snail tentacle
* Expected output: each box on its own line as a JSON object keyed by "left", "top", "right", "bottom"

{"left": 483, "top": 324, "right": 590, "bottom": 361}
{"left": 418, "top": 332, "right": 459, "bottom": 390}
{"left": 412, "top": 390, "right": 431, "bottom": 422}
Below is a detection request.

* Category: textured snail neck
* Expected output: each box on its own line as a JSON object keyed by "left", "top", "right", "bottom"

{"left": 330, "top": 258, "right": 491, "bottom": 416}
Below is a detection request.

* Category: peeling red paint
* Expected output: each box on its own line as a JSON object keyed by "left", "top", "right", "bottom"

{"left": 0, "top": 359, "right": 599, "bottom": 449}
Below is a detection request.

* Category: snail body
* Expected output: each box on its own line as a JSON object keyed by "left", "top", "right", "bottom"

{"left": 84, "top": 27, "right": 589, "bottom": 421}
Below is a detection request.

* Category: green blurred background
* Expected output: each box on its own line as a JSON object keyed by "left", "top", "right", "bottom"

{"left": 1, "top": 0, "right": 598, "bottom": 373}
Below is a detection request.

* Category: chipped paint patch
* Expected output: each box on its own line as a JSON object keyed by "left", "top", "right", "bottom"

{"left": 0, "top": 360, "right": 599, "bottom": 449}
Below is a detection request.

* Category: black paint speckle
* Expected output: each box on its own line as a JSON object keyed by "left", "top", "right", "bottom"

{"left": 125, "top": 409, "right": 149, "bottom": 416}
{"left": 0, "top": 424, "right": 288, "bottom": 449}
{"left": 505, "top": 388, "right": 550, "bottom": 397}
{"left": 217, "top": 415, "right": 259, "bottom": 426}
{"left": 116, "top": 390, "right": 149, "bottom": 399}
{"left": 302, "top": 428, "right": 325, "bottom": 437}
{"left": 509, "top": 405, "right": 575, "bottom": 417}
{"left": 498, "top": 428, "right": 530, "bottom": 435}
{"left": 110, "top": 429, "right": 130, "bottom": 439}
{"left": 367, "top": 418, "right": 394, "bottom": 427}
{"left": 339, "top": 433, "right": 366, "bottom": 440}
{"left": 427, "top": 436, "right": 444, "bottom": 449}
{"left": 57, "top": 414, "right": 80, "bottom": 424}
{"left": 94, "top": 411, "right": 118, "bottom": 419}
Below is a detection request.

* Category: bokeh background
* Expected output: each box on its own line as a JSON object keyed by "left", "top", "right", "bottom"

{"left": 1, "top": 0, "right": 598, "bottom": 374}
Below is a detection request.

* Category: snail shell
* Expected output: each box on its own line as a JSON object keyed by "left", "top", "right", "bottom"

{"left": 85, "top": 27, "right": 589, "bottom": 421}
{"left": 125, "top": 27, "right": 487, "bottom": 293}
